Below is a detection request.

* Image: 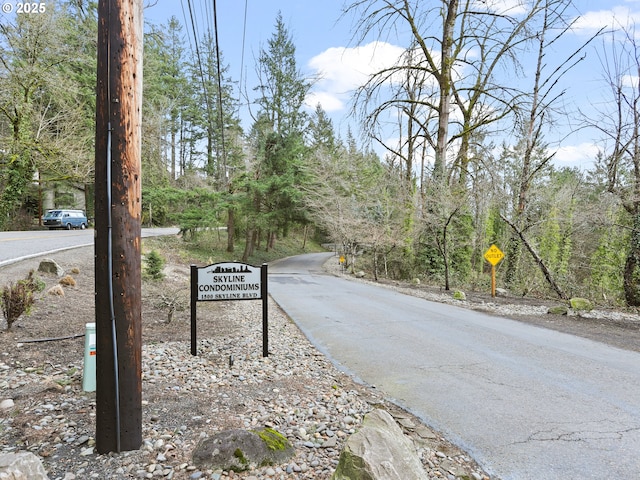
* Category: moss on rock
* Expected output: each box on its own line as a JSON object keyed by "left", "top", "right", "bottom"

{"left": 569, "top": 297, "right": 593, "bottom": 312}
{"left": 253, "top": 427, "right": 290, "bottom": 452}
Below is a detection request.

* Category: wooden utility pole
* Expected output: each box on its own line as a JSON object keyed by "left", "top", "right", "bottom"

{"left": 94, "top": 0, "right": 143, "bottom": 453}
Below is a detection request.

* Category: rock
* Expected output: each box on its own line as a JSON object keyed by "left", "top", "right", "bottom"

{"left": 0, "top": 399, "right": 14, "bottom": 410}
{"left": 191, "top": 428, "right": 293, "bottom": 472}
{"left": 0, "top": 452, "right": 50, "bottom": 480}
{"left": 332, "top": 409, "right": 428, "bottom": 480}
{"left": 569, "top": 297, "right": 593, "bottom": 312}
{"left": 453, "top": 290, "right": 466, "bottom": 301}
{"left": 321, "top": 437, "right": 338, "bottom": 448}
{"left": 47, "top": 285, "right": 65, "bottom": 296}
{"left": 495, "top": 288, "right": 508, "bottom": 297}
{"left": 37, "top": 258, "right": 64, "bottom": 277}
{"left": 355, "top": 271, "right": 366, "bottom": 278}
{"left": 59, "top": 275, "right": 76, "bottom": 287}
{"left": 548, "top": 305, "right": 569, "bottom": 315}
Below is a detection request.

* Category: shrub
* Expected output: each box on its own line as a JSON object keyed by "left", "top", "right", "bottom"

{"left": 1, "top": 281, "right": 34, "bottom": 330}
{"left": 145, "top": 250, "right": 165, "bottom": 280}
{"left": 0, "top": 271, "right": 46, "bottom": 330}
{"left": 23, "top": 270, "right": 46, "bottom": 293}
{"left": 59, "top": 275, "right": 77, "bottom": 287}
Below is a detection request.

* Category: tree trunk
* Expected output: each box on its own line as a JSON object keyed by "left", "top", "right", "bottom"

{"left": 226, "top": 207, "right": 234, "bottom": 253}
{"left": 302, "top": 224, "right": 308, "bottom": 250}
{"left": 624, "top": 213, "right": 640, "bottom": 305}
{"left": 170, "top": 124, "right": 176, "bottom": 181}
{"left": 504, "top": 235, "right": 521, "bottom": 287}
{"left": 500, "top": 214, "right": 568, "bottom": 300}
{"left": 241, "top": 228, "right": 255, "bottom": 263}
{"left": 434, "top": 0, "right": 458, "bottom": 180}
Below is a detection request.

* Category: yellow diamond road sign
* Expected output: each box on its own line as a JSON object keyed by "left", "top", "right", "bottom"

{"left": 484, "top": 244, "right": 504, "bottom": 266}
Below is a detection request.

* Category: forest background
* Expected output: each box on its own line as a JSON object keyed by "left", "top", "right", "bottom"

{"left": 1, "top": 0, "right": 640, "bottom": 306}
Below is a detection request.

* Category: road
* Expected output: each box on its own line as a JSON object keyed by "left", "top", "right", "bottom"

{"left": 0, "top": 228, "right": 180, "bottom": 267}
{"left": 268, "top": 253, "right": 640, "bottom": 480}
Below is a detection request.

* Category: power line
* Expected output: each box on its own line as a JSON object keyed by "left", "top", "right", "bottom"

{"left": 238, "top": 0, "right": 248, "bottom": 116}
{"left": 180, "top": 0, "right": 227, "bottom": 180}
{"left": 212, "top": 0, "right": 227, "bottom": 175}
{"left": 183, "top": 0, "right": 216, "bottom": 169}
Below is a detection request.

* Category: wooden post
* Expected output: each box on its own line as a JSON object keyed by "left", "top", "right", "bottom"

{"left": 262, "top": 264, "right": 268, "bottom": 357}
{"left": 491, "top": 265, "right": 496, "bottom": 298}
{"left": 94, "top": 0, "right": 143, "bottom": 454}
{"left": 190, "top": 265, "right": 198, "bottom": 356}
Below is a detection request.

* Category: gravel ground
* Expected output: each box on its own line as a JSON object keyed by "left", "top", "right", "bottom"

{"left": 0, "top": 247, "right": 491, "bottom": 480}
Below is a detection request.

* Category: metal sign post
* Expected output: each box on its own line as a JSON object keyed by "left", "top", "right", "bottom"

{"left": 190, "top": 262, "right": 268, "bottom": 357}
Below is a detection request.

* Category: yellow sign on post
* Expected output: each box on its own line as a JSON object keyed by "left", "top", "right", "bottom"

{"left": 484, "top": 244, "right": 504, "bottom": 266}
{"left": 484, "top": 244, "right": 504, "bottom": 297}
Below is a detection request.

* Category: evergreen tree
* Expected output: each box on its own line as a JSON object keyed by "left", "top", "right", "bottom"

{"left": 242, "top": 13, "right": 311, "bottom": 258}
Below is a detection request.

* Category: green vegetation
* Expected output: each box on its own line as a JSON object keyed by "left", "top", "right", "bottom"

{"left": 233, "top": 448, "right": 248, "bottom": 466}
{"left": 2, "top": 2, "right": 640, "bottom": 307}
{"left": 143, "top": 227, "right": 326, "bottom": 268}
{"left": 253, "top": 427, "right": 291, "bottom": 452}
{"left": 0, "top": 271, "right": 44, "bottom": 330}
{"left": 144, "top": 250, "right": 166, "bottom": 280}
{"left": 1, "top": 281, "right": 33, "bottom": 329}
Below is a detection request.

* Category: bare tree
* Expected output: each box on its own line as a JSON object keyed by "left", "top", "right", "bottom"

{"left": 501, "top": 0, "right": 600, "bottom": 296}
{"left": 303, "top": 146, "right": 410, "bottom": 279}
{"left": 586, "top": 23, "right": 640, "bottom": 305}
{"left": 344, "top": 0, "right": 554, "bottom": 185}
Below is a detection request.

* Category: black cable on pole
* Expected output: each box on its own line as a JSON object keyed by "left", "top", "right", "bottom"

{"left": 106, "top": 0, "right": 122, "bottom": 454}
{"left": 212, "top": 0, "right": 227, "bottom": 175}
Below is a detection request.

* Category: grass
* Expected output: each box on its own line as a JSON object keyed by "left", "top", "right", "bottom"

{"left": 142, "top": 227, "right": 328, "bottom": 267}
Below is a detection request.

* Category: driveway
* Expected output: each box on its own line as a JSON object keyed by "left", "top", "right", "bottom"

{"left": 268, "top": 253, "right": 640, "bottom": 480}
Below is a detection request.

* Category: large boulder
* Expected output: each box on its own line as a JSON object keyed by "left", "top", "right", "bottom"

{"left": 548, "top": 305, "right": 569, "bottom": 316}
{"left": 37, "top": 258, "right": 64, "bottom": 277}
{"left": 0, "top": 452, "right": 49, "bottom": 480}
{"left": 453, "top": 290, "right": 466, "bottom": 301}
{"left": 332, "top": 409, "right": 428, "bottom": 480}
{"left": 495, "top": 288, "right": 509, "bottom": 297}
{"left": 569, "top": 297, "right": 593, "bottom": 312}
{"left": 192, "top": 427, "right": 294, "bottom": 472}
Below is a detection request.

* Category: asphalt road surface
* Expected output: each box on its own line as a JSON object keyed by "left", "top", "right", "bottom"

{"left": 268, "top": 252, "right": 640, "bottom": 480}
{"left": 0, "top": 228, "right": 179, "bottom": 267}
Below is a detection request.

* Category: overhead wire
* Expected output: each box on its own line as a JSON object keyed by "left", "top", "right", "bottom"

{"left": 180, "top": 0, "right": 227, "bottom": 180}
{"left": 183, "top": 0, "right": 214, "bottom": 140}
{"left": 238, "top": 0, "right": 248, "bottom": 117}
{"left": 212, "top": 0, "right": 227, "bottom": 177}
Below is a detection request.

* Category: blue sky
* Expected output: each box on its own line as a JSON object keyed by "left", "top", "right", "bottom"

{"left": 144, "top": 1, "right": 640, "bottom": 170}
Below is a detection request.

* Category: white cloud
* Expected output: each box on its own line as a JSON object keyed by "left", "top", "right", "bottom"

{"left": 304, "top": 91, "right": 345, "bottom": 112}
{"left": 553, "top": 142, "right": 600, "bottom": 166}
{"left": 572, "top": 6, "right": 640, "bottom": 35}
{"left": 471, "top": 0, "right": 527, "bottom": 16}
{"left": 306, "top": 41, "right": 406, "bottom": 113}
{"left": 622, "top": 74, "right": 639, "bottom": 89}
